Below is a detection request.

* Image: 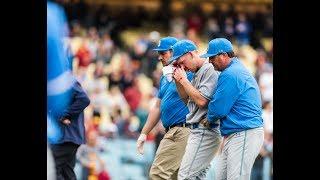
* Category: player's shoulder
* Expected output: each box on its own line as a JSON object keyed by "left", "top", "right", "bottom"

{"left": 159, "top": 75, "right": 165, "bottom": 82}
{"left": 202, "top": 61, "right": 214, "bottom": 70}
{"left": 202, "top": 62, "right": 219, "bottom": 77}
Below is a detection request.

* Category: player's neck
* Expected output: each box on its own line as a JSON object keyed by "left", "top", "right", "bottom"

{"left": 194, "top": 58, "right": 204, "bottom": 72}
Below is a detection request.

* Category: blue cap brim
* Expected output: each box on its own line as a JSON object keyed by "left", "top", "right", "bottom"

{"left": 169, "top": 54, "right": 182, "bottom": 63}
{"left": 153, "top": 48, "right": 169, "bottom": 51}
{"left": 200, "top": 53, "right": 216, "bottom": 58}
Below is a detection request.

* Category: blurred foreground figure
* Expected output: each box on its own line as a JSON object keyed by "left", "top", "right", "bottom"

{"left": 48, "top": 2, "right": 90, "bottom": 180}
{"left": 50, "top": 80, "right": 90, "bottom": 180}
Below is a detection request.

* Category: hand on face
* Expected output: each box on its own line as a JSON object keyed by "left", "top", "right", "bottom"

{"left": 173, "top": 64, "right": 187, "bottom": 83}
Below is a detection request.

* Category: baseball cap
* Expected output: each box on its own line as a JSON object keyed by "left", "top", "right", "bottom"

{"left": 153, "top": 36, "right": 178, "bottom": 52}
{"left": 200, "top": 38, "right": 233, "bottom": 58}
{"left": 169, "top": 39, "right": 197, "bottom": 64}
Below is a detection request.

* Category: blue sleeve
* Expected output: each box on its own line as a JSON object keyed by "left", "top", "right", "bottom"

{"left": 186, "top": 72, "right": 194, "bottom": 81}
{"left": 157, "top": 76, "right": 163, "bottom": 99}
{"left": 207, "top": 72, "right": 241, "bottom": 123}
{"left": 60, "top": 81, "right": 90, "bottom": 121}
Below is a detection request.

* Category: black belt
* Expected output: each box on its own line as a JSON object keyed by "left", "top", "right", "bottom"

{"left": 165, "top": 121, "right": 219, "bottom": 132}
{"left": 188, "top": 121, "right": 219, "bottom": 130}
{"left": 165, "top": 123, "right": 191, "bottom": 132}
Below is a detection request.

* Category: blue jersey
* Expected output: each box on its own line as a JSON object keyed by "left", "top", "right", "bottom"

{"left": 157, "top": 72, "right": 193, "bottom": 128}
{"left": 207, "top": 58, "right": 263, "bottom": 136}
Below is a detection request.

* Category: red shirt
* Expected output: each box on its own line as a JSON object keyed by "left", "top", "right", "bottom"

{"left": 76, "top": 46, "right": 92, "bottom": 67}
{"left": 124, "top": 86, "right": 141, "bottom": 112}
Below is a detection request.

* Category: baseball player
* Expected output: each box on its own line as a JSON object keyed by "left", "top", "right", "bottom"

{"left": 202, "top": 38, "right": 264, "bottom": 180}
{"left": 136, "top": 37, "right": 193, "bottom": 180}
{"left": 170, "top": 40, "right": 222, "bottom": 180}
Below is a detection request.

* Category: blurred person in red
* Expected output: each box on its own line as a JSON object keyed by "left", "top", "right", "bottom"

{"left": 187, "top": 13, "right": 204, "bottom": 33}
{"left": 124, "top": 77, "right": 142, "bottom": 113}
{"left": 77, "top": 130, "right": 110, "bottom": 180}
{"left": 76, "top": 39, "right": 92, "bottom": 69}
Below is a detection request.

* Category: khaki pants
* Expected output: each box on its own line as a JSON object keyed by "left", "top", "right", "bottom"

{"left": 149, "top": 126, "right": 190, "bottom": 180}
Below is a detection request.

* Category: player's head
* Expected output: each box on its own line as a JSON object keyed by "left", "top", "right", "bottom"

{"left": 200, "top": 38, "right": 235, "bottom": 71}
{"left": 170, "top": 39, "right": 199, "bottom": 72}
{"left": 153, "top": 37, "right": 178, "bottom": 66}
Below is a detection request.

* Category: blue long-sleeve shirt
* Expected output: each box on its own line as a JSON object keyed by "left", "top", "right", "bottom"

{"left": 207, "top": 58, "right": 263, "bottom": 136}
{"left": 54, "top": 81, "right": 90, "bottom": 145}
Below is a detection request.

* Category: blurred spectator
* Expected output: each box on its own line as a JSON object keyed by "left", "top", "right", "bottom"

{"left": 94, "top": 60, "right": 105, "bottom": 78}
{"left": 170, "top": 16, "right": 187, "bottom": 36}
{"left": 130, "top": 36, "right": 149, "bottom": 72}
{"left": 89, "top": 80, "right": 111, "bottom": 115}
{"left": 108, "top": 85, "right": 130, "bottom": 114}
{"left": 118, "top": 112, "right": 140, "bottom": 138}
{"left": 222, "top": 17, "right": 235, "bottom": 41}
{"left": 124, "top": 77, "right": 142, "bottom": 113}
{"left": 251, "top": 132, "right": 273, "bottom": 180}
{"left": 136, "top": 106, "right": 149, "bottom": 132}
{"left": 187, "top": 13, "right": 204, "bottom": 33}
{"left": 187, "top": 28, "right": 201, "bottom": 47}
{"left": 99, "top": 115, "right": 119, "bottom": 139}
{"left": 258, "top": 66, "right": 273, "bottom": 103}
{"left": 87, "top": 27, "right": 100, "bottom": 61}
{"left": 108, "top": 72, "right": 123, "bottom": 90}
{"left": 235, "top": 13, "right": 251, "bottom": 46}
{"left": 255, "top": 49, "right": 273, "bottom": 80}
{"left": 100, "top": 33, "right": 115, "bottom": 63}
{"left": 205, "top": 17, "right": 221, "bottom": 40}
{"left": 143, "top": 31, "right": 160, "bottom": 77}
{"left": 75, "top": 39, "right": 92, "bottom": 68}
{"left": 262, "top": 132, "right": 273, "bottom": 180}
{"left": 262, "top": 101, "right": 273, "bottom": 134}
{"left": 77, "top": 130, "right": 110, "bottom": 180}
{"left": 171, "top": 28, "right": 186, "bottom": 40}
